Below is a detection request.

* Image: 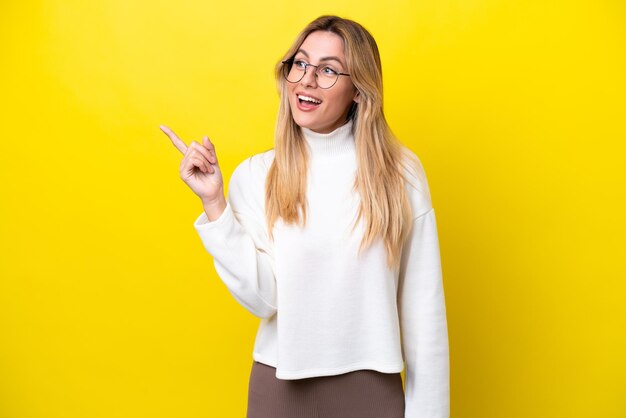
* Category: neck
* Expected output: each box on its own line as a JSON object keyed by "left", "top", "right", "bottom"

{"left": 301, "top": 119, "right": 355, "bottom": 157}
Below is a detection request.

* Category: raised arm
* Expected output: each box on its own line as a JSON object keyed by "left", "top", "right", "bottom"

{"left": 194, "top": 156, "right": 277, "bottom": 319}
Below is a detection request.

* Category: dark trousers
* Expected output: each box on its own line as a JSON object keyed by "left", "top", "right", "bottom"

{"left": 246, "top": 361, "right": 405, "bottom": 418}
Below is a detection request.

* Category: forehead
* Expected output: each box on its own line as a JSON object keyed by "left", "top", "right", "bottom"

{"left": 296, "top": 31, "right": 346, "bottom": 61}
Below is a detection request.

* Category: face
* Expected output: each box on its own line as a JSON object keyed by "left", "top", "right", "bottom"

{"left": 286, "top": 30, "right": 360, "bottom": 134}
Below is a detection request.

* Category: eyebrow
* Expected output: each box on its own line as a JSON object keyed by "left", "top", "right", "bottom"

{"left": 295, "top": 49, "right": 345, "bottom": 68}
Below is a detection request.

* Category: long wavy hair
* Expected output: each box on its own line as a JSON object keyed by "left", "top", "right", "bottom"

{"left": 265, "top": 15, "right": 423, "bottom": 271}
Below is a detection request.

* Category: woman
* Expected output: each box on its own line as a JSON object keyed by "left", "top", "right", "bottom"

{"left": 161, "top": 15, "right": 449, "bottom": 418}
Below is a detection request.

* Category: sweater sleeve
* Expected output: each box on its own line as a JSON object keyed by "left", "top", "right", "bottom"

{"left": 397, "top": 207, "right": 450, "bottom": 418}
{"left": 193, "top": 157, "right": 277, "bottom": 319}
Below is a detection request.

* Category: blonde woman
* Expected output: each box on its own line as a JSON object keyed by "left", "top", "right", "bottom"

{"left": 161, "top": 15, "right": 449, "bottom": 418}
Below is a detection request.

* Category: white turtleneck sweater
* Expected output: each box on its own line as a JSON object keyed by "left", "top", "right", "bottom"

{"left": 193, "top": 119, "right": 449, "bottom": 418}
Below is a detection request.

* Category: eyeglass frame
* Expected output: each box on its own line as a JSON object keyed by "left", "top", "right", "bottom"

{"left": 281, "top": 57, "right": 351, "bottom": 89}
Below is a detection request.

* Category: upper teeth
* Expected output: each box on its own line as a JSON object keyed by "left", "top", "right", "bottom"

{"left": 298, "top": 95, "right": 321, "bottom": 104}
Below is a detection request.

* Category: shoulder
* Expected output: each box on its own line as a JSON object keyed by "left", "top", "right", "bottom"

{"left": 228, "top": 148, "right": 275, "bottom": 204}
{"left": 231, "top": 148, "right": 275, "bottom": 182}
{"left": 399, "top": 146, "right": 433, "bottom": 219}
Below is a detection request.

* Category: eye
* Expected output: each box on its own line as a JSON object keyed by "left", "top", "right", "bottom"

{"left": 293, "top": 59, "right": 307, "bottom": 69}
{"left": 321, "top": 66, "right": 339, "bottom": 76}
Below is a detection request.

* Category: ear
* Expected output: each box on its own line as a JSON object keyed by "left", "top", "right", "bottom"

{"left": 353, "top": 90, "right": 361, "bottom": 103}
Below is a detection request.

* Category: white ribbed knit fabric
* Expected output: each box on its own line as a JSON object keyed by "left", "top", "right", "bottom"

{"left": 193, "top": 119, "right": 449, "bottom": 418}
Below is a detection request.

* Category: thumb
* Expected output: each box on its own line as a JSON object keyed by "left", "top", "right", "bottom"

{"left": 203, "top": 136, "right": 217, "bottom": 164}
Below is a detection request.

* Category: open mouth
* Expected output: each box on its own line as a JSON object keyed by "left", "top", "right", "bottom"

{"left": 297, "top": 94, "right": 322, "bottom": 107}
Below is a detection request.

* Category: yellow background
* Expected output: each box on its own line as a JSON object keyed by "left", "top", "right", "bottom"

{"left": 1, "top": 1, "right": 625, "bottom": 417}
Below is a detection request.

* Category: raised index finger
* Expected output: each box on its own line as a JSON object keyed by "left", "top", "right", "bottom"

{"left": 159, "top": 124, "right": 188, "bottom": 155}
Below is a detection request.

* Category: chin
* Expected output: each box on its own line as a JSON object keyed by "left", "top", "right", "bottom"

{"left": 295, "top": 119, "right": 322, "bottom": 131}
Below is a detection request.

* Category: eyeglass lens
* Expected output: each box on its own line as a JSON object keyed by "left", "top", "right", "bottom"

{"left": 283, "top": 61, "right": 340, "bottom": 89}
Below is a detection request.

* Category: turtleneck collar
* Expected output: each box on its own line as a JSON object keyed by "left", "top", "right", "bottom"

{"left": 301, "top": 119, "right": 355, "bottom": 157}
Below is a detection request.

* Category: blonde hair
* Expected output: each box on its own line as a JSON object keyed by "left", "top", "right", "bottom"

{"left": 265, "top": 15, "right": 423, "bottom": 271}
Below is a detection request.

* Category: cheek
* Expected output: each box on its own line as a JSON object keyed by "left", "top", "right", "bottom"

{"left": 327, "top": 89, "right": 354, "bottom": 111}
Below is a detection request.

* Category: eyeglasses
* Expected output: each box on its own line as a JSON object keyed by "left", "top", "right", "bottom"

{"left": 281, "top": 58, "right": 350, "bottom": 89}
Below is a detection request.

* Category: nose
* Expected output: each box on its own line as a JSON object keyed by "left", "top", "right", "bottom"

{"left": 300, "top": 65, "right": 318, "bottom": 88}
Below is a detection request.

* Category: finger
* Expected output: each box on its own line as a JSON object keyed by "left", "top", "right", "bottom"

{"left": 190, "top": 139, "right": 216, "bottom": 165}
{"left": 181, "top": 150, "right": 209, "bottom": 174}
{"left": 191, "top": 156, "right": 211, "bottom": 174}
{"left": 181, "top": 156, "right": 207, "bottom": 175}
{"left": 203, "top": 136, "right": 218, "bottom": 164}
{"left": 160, "top": 124, "right": 188, "bottom": 155}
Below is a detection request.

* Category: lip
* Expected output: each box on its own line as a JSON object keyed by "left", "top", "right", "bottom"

{"left": 295, "top": 91, "right": 323, "bottom": 103}
{"left": 294, "top": 91, "right": 323, "bottom": 112}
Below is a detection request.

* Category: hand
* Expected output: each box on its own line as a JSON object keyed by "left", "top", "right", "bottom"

{"left": 160, "top": 124, "right": 224, "bottom": 205}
